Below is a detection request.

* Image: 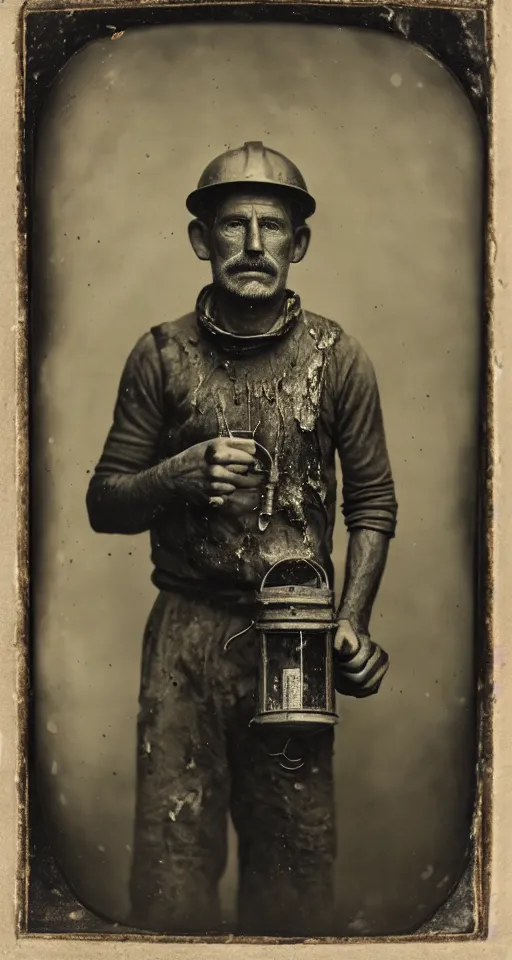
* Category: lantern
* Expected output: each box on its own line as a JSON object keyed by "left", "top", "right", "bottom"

{"left": 253, "top": 558, "right": 338, "bottom": 732}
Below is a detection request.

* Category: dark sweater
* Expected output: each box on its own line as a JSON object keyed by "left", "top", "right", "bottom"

{"left": 87, "top": 287, "right": 398, "bottom": 598}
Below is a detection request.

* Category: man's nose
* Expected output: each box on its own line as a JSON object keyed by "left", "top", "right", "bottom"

{"left": 245, "top": 209, "right": 263, "bottom": 254}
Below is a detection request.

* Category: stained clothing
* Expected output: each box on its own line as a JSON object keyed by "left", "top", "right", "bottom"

{"left": 87, "top": 287, "right": 398, "bottom": 935}
{"left": 129, "top": 590, "right": 336, "bottom": 936}
{"left": 87, "top": 286, "right": 398, "bottom": 598}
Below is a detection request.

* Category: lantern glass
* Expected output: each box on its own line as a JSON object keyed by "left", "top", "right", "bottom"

{"left": 264, "top": 630, "right": 329, "bottom": 713}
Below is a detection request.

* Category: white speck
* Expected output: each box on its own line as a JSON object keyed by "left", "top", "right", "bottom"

{"left": 294, "top": 782, "right": 305, "bottom": 791}
{"left": 348, "top": 911, "right": 367, "bottom": 933}
{"left": 311, "top": 766, "right": 319, "bottom": 774}
{"left": 417, "top": 81, "right": 424, "bottom": 88}
{"left": 390, "top": 73, "right": 403, "bottom": 88}
{"left": 421, "top": 864, "right": 434, "bottom": 880}
{"left": 59, "top": 793, "right": 68, "bottom": 807}
{"left": 126, "top": 845, "right": 131, "bottom": 852}
{"left": 98, "top": 845, "right": 105, "bottom": 852}
{"left": 144, "top": 740, "right": 151, "bottom": 754}
{"left": 69, "top": 910, "right": 83, "bottom": 921}
{"left": 51, "top": 761, "right": 58, "bottom": 775}
{"left": 104, "top": 68, "right": 119, "bottom": 88}
{"left": 436, "top": 874, "right": 450, "bottom": 889}
{"left": 48, "top": 437, "right": 54, "bottom": 445}
{"left": 459, "top": 697, "right": 467, "bottom": 705}
{"left": 425, "top": 692, "right": 430, "bottom": 698}
{"left": 46, "top": 720, "right": 58, "bottom": 734}
{"left": 186, "top": 758, "right": 196, "bottom": 770}
{"left": 168, "top": 789, "right": 202, "bottom": 821}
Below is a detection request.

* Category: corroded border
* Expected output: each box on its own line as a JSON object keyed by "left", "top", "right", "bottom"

{"left": 21, "top": 0, "right": 491, "bottom": 8}
{"left": 14, "top": 0, "right": 494, "bottom": 945}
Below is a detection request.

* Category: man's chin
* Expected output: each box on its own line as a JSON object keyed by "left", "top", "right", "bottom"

{"left": 221, "top": 277, "right": 279, "bottom": 300}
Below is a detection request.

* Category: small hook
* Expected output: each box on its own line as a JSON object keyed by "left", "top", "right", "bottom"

{"left": 279, "top": 759, "right": 305, "bottom": 772}
{"left": 266, "top": 737, "right": 304, "bottom": 769}
{"left": 223, "top": 621, "right": 255, "bottom": 652}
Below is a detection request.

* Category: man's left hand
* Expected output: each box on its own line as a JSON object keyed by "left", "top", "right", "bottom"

{"left": 333, "top": 619, "right": 390, "bottom": 699}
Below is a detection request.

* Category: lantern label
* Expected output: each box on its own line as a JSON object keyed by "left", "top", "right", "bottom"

{"left": 282, "top": 668, "right": 302, "bottom": 710}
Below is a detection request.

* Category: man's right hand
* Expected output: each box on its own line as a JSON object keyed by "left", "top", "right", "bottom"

{"left": 165, "top": 437, "right": 264, "bottom": 507}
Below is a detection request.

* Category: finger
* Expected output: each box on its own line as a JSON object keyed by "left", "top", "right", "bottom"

{"left": 210, "top": 464, "right": 262, "bottom": 484}
{"left": 205, "top": 440, "right": 254, "bottom": 465}
{"left": 339, "top": 658, "right": 389, "bottom": 698}
{"left": 212, "top": 449, "right": 256, "bottom": 466}
{"left": 337, "top": 642, "right": 388, "bottom": 684}
{"left": 337, "top": 635, "right": 371, "bottom": 667}
{"left": 224, "top": 463, "right": 250, "bottom": 475}
{"left": 225, "top": 438, "right": 257, "bottom": 455}
{"left": 227, "top": 473, "right": 265, "bottom": 490}
{"left": 210, "top": 464, "right": 245, "bottom": 482}
{"left": 210, "top": 481, "right": 236, "bottom": 494}
{"left": 361, "top": 658, "right": 389, "bottom": 691}
{"left": 334, "top": 629, "right": 360, "bottom": 656}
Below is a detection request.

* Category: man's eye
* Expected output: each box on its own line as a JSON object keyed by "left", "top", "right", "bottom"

{"left": 225, "top": 220, "right": 244, "bottom": 228}
{"left": 262, "top": 221, "right": 281, "bottom": 231}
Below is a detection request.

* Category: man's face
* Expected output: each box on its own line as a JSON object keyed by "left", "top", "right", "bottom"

{"left": 191, "top": 191, "right": 309, "bottom": 302}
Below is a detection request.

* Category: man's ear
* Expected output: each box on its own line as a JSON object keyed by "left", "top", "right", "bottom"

{"left": 290, "top": 225, "right": 311, "bottom": 264}
{"left": 188, "top": 219, "right": 211, "bottom": 261}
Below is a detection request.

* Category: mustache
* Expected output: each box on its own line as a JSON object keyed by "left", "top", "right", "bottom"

{"left": 225, "top": 257, "right": 278, "bottom": 277}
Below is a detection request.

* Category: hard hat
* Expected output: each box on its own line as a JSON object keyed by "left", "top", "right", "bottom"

{"left": 186, "top": 141, "right": 316, "bottom": 219}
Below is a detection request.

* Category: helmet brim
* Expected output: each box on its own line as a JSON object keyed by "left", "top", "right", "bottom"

{"left": 186, "top": 180, "right": 316, "bottom": 220}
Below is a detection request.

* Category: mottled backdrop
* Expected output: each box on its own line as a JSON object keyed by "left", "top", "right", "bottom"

{"left": 31, "top": 23, "right": 483, "bottom": 935}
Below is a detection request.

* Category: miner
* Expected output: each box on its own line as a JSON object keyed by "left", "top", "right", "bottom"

{"left": 86, "top": 142, "right": 398, "bottom": 937}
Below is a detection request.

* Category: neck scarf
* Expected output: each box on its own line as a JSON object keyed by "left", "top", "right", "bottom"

{"left": 195, "top": 284, "right": 302, "bottom": 356}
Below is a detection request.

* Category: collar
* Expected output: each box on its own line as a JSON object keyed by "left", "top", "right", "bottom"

{"left": 195, "top": 284, "right": 302, "bottom": 356}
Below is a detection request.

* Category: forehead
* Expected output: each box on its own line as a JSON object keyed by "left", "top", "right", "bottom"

{"left": 215, "top": 190, "right": 291, "bottom": 219}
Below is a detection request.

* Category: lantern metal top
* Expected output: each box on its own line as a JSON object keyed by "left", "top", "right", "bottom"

{"left": 255, "top": 558, "right": 337, "bottom": 633}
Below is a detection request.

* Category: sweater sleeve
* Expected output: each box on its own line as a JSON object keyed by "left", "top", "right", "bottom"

{"left": 86, "top": 331, "right": 168, "bottom": 534}
{"left": 332, "top": 336, "right": 398, "bottom": 537}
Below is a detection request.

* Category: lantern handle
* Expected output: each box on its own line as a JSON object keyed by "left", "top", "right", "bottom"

{"left": 252, "top": 441, "right": 273, "bottom": 472}
{"left": 260, "top": 557, "right": 330, "bottom": 591}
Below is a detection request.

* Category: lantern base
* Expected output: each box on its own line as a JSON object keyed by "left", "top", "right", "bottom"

{"left": 253, "top": 710, "right": 338, "bottom": 732}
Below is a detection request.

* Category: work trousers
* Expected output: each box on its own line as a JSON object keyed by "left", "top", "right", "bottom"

{"left": 128, "top": 590, "right": 336, "bottom": 937}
